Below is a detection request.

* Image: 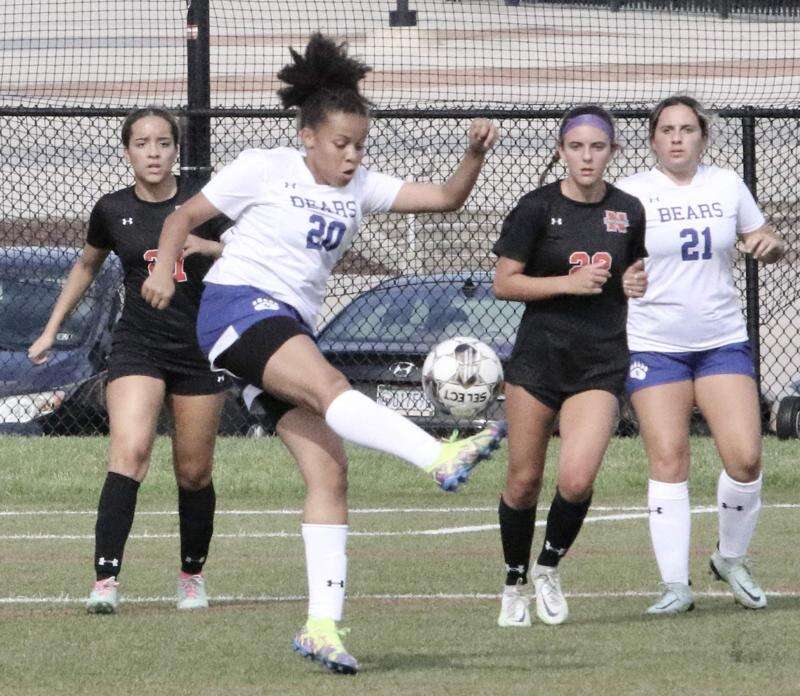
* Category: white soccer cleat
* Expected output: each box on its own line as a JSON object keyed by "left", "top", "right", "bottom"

{"left": 709, "top": 549, "right": 767, "bottom": 610}
{"left": 497, "top": 584, "right": 532, "bottom": 627}
{"left": 533, "top": 564, "right": 568, "bottom": 625}
{"left": 646, "top": 582, "right": 695, "bottom": 615}
{"left": 86, "top": 576, "right": 119, "bottom": 614}
{"left": 177, "top": 573, "right": 209, "bottom": 610}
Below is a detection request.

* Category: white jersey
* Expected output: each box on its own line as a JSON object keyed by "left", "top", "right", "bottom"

{"left": 202, "top": 147, "right": 404, "bottom": 327}
{"left": 616, "top": 165, "right": 765, "bottom": 352}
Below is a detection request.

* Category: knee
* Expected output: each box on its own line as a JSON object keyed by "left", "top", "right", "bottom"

{"left": 557, "top": 475, "right": 594, "bottom": 503}
{"left": 109, "top": 440, "right": 152, "bottom": 478}
{"left": 173, "top": 447, "right": 214, "bottom": 490}
{"left": 504, "top": 469, "right": 543, "bottom": 508}
{"left": 648, "top": 448, "right": 690, "bottom": 482}
{"left": 725, "top": 448, "right": 762, "bottom": 483}
{"left": 306, "top": 457, "right": 349, "bottom": 500}
{"left": 317, "top": 373, "right": 352, "bottom": 413}
{"left": 327, "top": 456, "right": 349, "bottom": 499}
{"left": 175, "top": 466, "right": 213, "bottom": 491}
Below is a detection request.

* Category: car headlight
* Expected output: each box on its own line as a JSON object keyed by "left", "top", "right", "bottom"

{"left": 0, "top": 390, "right": 66, "bottom": 424}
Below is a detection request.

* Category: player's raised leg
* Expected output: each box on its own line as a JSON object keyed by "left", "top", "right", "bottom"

{"left": 220, "top": 324, "right": 505, "bottom": 492}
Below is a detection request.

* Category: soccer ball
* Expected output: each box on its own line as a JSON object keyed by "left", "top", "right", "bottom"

{"left": 421, "top": 336, "right": 503, "bottom": 418}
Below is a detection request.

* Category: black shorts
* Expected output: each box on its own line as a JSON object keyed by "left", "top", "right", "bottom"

{"left": 215, "top": 316, "right": 313, "bottom": 426}
{"left": 107, "top": 345, "right": 230, "bottom": 396}
{"left": 507, "top": 374, "right": 625, "bottom": 411}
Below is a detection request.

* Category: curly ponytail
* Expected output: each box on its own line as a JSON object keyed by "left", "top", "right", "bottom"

{"left": 277, "top": 33, "right": 371, "bottom": 129}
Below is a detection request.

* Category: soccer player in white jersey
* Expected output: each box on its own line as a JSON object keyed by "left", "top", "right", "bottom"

{"left": 141, "top": 34, "right": 504, "bottom": 674}
{"left": 616, "top": 95, "right": 785, "bottom": 615}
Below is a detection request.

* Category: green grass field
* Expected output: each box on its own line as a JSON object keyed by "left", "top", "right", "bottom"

{"left": 1, "top": 436, "right": 799, "bottom": 695}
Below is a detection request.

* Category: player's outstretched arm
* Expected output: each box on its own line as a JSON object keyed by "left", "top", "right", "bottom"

{"left": 390, "top": 118, "right": 498, "bottom": 214}
{"left": 142, "top": 192, "right": 222, "bottom": 310}
{"left": 28, "top": 244, "right": 109, "bottom": 364}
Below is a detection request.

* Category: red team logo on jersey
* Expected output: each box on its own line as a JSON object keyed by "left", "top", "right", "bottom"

{"left": 603, "top": 210, "right": 629, "bottom": 234}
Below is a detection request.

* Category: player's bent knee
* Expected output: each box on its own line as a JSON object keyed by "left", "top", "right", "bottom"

{"left": 312, "top": 372, "right": 352, "bottom": 414}
{"left": 726, "top": 456, "right": 761, "bottom": 483}
{"left": 175, "top": 467, "right": 213, "bottom": 491}
{"left": 557, "top": 479, "right": 594, "bottom": 502}
{"left": 505, "top": 474, "right": 542, "bottom": 507}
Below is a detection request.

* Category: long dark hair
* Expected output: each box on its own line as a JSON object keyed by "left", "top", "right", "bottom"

{"left": 277, "top": 33, "right": 371, "bottom": 130}
{"left": 121, "top": 106, "right": 180, "bottom": 148}
{"left": 538, "top": 104, "right": 616, "bottom": 187}
{"left": 648, "top": 94, "right": 711, "bottom": 140}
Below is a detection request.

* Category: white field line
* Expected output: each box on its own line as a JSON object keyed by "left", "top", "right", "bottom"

{"left": 0, "top": 505, "right": 640, "bottom": 516}
{"left": 2, "top": 503, "right": 798, "bottom": 518}
{"left": 1, "top": 505, "right": 797, "bottom": 542}
{"left": 2, "top": 590, "right": 800, "bottom": 606}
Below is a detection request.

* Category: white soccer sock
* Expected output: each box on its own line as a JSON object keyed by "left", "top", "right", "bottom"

{"left": 325, "top": 389, "right": 441, "bottom": 470}
{"left": 717, "top": 470, "right": 762, "bottom": 559}
{"left": 302, "top": 523, "right": 348, "bottom": 621}
{"left": 648, "top": 479, "right": 691, "bottom": 585}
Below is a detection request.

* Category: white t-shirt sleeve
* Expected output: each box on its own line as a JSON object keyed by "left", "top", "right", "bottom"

{"left": 202, "top": 149, "right": 267, "bottom": 221}
{"left": 735, "top": 177, "right": 766, "bottom": 234}
{"left": 358, "top": 167, "right": 405, "bottom": 215}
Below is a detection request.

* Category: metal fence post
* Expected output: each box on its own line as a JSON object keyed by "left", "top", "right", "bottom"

{"left": 184, "top": 0, "right": 212, "bottom": 185}
{"left": 741, "top": 113, "right": 761, "bottom": 395}
{"left": 390, "top": 1, "right": 417, "bottom": 27}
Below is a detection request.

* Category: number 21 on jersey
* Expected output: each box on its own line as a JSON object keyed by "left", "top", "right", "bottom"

{"left": 143, "top": 249, "right": 187, "bottom": 282}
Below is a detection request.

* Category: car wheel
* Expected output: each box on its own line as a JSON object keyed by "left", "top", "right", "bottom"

{"left": 775, "top": 396, "right": 800, "bottom": 439}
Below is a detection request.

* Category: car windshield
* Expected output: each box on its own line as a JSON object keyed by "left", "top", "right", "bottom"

{"left": 0, "top": 274, "right": 104, "bottom": 350}
{"left": 320, "top": 279, "right": 524, "bottom": 349}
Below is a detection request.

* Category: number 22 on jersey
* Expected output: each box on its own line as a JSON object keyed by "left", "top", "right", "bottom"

{"left": 568, "top": 251, "right": 612, "bottom": 274}
{"left": 143, "top": 249, "right": 188, "bottom": 282}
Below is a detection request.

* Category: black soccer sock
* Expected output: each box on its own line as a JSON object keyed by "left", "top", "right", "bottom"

{"left": 94, "top": 472, "right": 140, "bottom": 580}
{"left": 178, "top": 481, "right": 216, "bottom": 575}
{"left": 499, "top": 496, "right": 536, "bottom": 585}
{"left": 536, "top": 488, "right": 592, "bottom": 568}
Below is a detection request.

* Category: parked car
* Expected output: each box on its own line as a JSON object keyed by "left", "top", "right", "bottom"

{"left": 0, "top": 246, "right": 123, "bottom": 435}
{"left": 315, "top": 272, "right": 524, "bottom": 433}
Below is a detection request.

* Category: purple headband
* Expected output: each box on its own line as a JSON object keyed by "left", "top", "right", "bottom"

{"left": 560, "top": 113, "right": 615, "bottom": 141}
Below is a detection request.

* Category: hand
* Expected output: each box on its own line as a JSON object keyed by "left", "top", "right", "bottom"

{"left": 141, "top": 269, "right": 175, "bottom": 310}
{"left": 622, "top": 259, "right": 647, "bottom": 299}
{"left": 28, "top": 332, "right": 55, "bottom": 365}
{"left": 566, "top": 262, "right": 610, "bottom": 295}
{"left": 467, "top": 118, "right": 499, "bottom": 155}
{"left": 740, "top": 228, "right": 785, "bottom": 262}
{"left": 183, "top": 234, "right": 222, "bottom": 259}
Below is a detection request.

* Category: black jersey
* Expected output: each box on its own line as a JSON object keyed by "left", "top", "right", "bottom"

{"left": 492, "top": 181, "right": 647, "bottom": 391}
{"left": 87, "top": 176, "right": 228, "bottom": 369}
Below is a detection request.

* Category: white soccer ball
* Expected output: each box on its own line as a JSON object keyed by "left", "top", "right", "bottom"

{"left": 421, "top": 336, "right": 503, "bottom": 418}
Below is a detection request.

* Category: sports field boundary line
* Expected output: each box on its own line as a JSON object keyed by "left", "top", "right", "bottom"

{"left": 3, "top": 505, "right": 798, "bottom": 541}
{"left": 2, "top": 502, "right": 798, "bottom": 517}
{"left": 2, "top": 590, "right": 799, "bottom": 606}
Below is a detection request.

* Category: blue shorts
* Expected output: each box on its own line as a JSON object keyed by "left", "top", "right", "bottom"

{"left": 626, "top": 341, "right": 755, "bottom": 394}
{"left": 196, "top": 283, "right": 311, "bottom": 368}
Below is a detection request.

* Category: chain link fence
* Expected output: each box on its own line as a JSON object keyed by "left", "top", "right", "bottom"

{"left": 1, "top": 2, "right": 798, "bottom": 435}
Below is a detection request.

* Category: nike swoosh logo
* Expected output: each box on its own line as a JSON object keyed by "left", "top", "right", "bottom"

{"left": 541, "top": 595, "right": 559, "bottom": 617}
{"left": 733, "top": 581, "right": 761, "bottom": 602}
